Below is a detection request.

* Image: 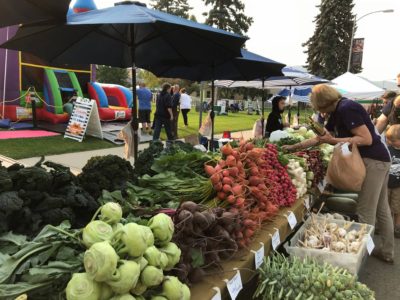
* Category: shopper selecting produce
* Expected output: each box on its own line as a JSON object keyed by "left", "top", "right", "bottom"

{"left": 265, "top": 96, "right": 288, "bottom": 138}
{"left": 283, "top": 84, "right": 394, "bottom": 264}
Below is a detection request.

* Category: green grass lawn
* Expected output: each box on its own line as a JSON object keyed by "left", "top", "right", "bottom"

{"left": 1, "top": 107, "right": 312, "bottom": 160}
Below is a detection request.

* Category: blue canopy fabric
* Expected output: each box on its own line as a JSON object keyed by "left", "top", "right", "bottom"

{"left": 1, "top": 1, "right": 247, "bottom": 159}
{"left": 0, "top": 0, "right": 71, "bottom": 27}
{"left": 2, "top": 2, "right": 247, "bottom": 68}
{"left": 215, "top": 66, "right": 328, "bottom": 88}
{"left": 278, "top": 87, "right": 312, "bottom": 103}
{"left": 149, "top": 49, "right": 285, "bottom": 81}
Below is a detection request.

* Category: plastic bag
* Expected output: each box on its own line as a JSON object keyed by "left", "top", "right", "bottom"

{"left": 252, "top": 119, "right": 264, "bottom": 139}
{"left": 199, "top": 112, "right": 212, "bottom": 137}
{"left": 326, "top": 143, "right": 366, "bottom": 192}
{"left": 269, "top": 130, "right": 289, "bottom": 142}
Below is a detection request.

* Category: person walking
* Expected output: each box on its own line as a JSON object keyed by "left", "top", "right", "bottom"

{"left": 180, "top": 88, "right": 192, "bottom": 127}
{"left": 284, "top": 84, "right": 394, "bottom": 264}
{"left": 153, "top": 83, "right": 174, "bottom": 141}
{"left": 171, "top": 84, "right": 181, "bottom": 139}
{"left": 136, "top": 82, "right": 153, "bottom": 133}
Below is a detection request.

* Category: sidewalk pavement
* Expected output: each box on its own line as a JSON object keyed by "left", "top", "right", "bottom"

{"left": 14, "top": 130, "right": 254, "bottom": 173}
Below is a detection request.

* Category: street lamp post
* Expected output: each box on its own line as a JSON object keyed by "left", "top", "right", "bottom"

{"left": 347, "top": 9, "right": 394, "bottom": 72}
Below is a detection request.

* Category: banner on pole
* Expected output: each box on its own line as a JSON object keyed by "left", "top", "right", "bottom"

{"left": 351, "top": 38, "right": 364, "bottom": 68}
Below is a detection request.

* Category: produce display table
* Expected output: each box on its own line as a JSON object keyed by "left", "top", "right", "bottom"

{"left": 190, "top": 197, "right": 307, "bottom": 300}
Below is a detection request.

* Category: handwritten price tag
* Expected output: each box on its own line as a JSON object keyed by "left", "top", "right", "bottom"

{"left": 253, "top": 244, "right": 265, "bottom": 269}
{"left": 366, "top": 234, "right": 375, "bottom": 255}
{"left": 226, "top": 270, "right": 243, "bottom": 300}
{"left": 287, "top": 212, "right": 297, "bottom": 230}
{"left": 271, "top": 230, "right": 281, "bottom": 251}
{"left": 317, "top": 178, "right": 327, "bottom": 193}
{"left": 304, "top": 196, "right": 310, "bottom": 210}
{"left": 211, "top": 288, "right": 221, "bottom": 300}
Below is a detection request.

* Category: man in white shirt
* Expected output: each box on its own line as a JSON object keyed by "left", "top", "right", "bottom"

{"left": 179, "top": 88, "right": 192, "bottom": 127}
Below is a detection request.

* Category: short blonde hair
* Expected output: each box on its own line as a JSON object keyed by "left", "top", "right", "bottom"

{"left": 386, "top": 124, "right": 400, "bottom": 142}
{"left": 310, "top": 84, "right": 342, "bottom": 112}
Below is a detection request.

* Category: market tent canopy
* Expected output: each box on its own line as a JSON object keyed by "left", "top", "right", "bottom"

{"left": 1, "top": 1, "right": 247, "bottom": 160}
{"left": 148, "top": 49, "right": 285, "bottom": 81}
{"left": 0, "top": 0, "right": 71, "bottom": 27}
{"left": 215, "top": 66, "right": 329, "bottom": 88}
{"left": 332, "top": 72, "right": 384, "bottom": 100}
{"left": 278, "top": 87, "right": 312, "bottom": 103}
{"left": 2, "top": 2, "right": 246, "bottom": 68}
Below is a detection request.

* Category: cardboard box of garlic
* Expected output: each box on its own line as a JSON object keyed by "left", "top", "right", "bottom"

{"left": 284, "top": 214, "right": 374, "bottom": 275}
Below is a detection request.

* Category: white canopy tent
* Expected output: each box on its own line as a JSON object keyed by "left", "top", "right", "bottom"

{"left": 332, "top": 72, "right": 384, "bottom": 100}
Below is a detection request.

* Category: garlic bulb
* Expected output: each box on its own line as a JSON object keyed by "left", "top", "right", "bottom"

{"left": 337, "top": 228, "right": 347, "bottom": 238}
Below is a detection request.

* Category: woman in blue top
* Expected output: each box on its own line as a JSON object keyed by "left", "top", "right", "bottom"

{"left": 285, "top": 84, "right": 394, "bottom": 263}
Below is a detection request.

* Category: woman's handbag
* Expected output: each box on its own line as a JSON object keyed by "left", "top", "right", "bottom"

{"left": 326, "top": 142, "right": 366, "bottom": 192}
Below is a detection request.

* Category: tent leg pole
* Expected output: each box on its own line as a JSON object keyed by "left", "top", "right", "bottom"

{"left": 130, "top": 24, "right": 139, "bottom": 162}
{"left": 210, "top": 78, "right": 215, "bottom": 151}
{"left": 261, "top": 79, "right": 265, "bottom": 137}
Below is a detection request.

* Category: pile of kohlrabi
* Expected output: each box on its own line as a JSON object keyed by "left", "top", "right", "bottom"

{"left": 66, "top": 202, "right": 189, "bottom": 300}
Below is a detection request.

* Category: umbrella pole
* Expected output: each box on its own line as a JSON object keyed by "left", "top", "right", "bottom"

{"left": 210, "top": 78, "right": 215, "bottom": 152}
{"left": 130, "top": 25, "right": 139, "bottom": 162}
{"left": 261, "top": 79, "right": 265, "bottom": 137}
{"left": 288, "top": 86, "right": 292, "bottom": 126}
{"left": 2, "top": 26, "right": 9, "bottom": 120}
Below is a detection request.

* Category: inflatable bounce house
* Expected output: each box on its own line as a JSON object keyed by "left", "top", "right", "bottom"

{"left": 0, "top": 0, "right": 132, "bottom": 125}
{"left": 88, "top": 82, "right": 132, "bottom": 121}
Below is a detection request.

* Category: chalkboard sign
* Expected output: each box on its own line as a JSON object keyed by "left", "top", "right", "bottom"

{"left": 55, "top": 71, "right": 73, "bottom": 89}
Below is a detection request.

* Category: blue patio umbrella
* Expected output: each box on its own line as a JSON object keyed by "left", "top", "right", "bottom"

{"left": 215, "top": 67, "right": 328, "bottom": 123}
{"left": 0, "top": 0, "right": 71, "bottom": 27}
{"left": 278, "top": 87, "right": 312, "bottom": 120}
{"left": 1, "top": 1, "right": 247, "bottom": 159}
{"left": 147, "top": 49, "right": 285, "bottom": 148}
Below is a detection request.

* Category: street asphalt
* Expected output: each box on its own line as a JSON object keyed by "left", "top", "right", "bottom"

{"left": 359, "top": 237, "right": 400, "bottom": 300}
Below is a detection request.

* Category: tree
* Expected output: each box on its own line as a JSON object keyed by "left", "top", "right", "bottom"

{"left": 202, "top": 0, "right": 253, "bottom": 35}
{"left": 303, "top": 0, "right": 360, "bottom": 80}
{"left": 96, "top": 66, "right": 130, "bottom": 86}
{"left": 151, "top": 0, "right": 192, "bottom": 19}
{"left": 138, "top": 70, "right": 162, "bottom": 89}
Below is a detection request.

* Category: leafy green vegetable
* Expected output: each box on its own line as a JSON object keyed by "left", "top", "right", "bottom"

{"left": 0, "top": 222, "right": 84, "bottom": 299}
{"left": 134, "top": 141, "right": 165, "bottom": 178}
{"left": 79, "top": 155, "right": 135, "bottom": 200}
{"left": 151, "top": 151, "right": 213, "bottom": 177}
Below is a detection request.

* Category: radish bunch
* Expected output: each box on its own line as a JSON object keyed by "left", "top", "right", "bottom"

{"left": 260, "top": 144, "right": 297, "bottom": 207}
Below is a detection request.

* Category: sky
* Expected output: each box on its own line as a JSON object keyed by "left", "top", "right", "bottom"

{"left": 89, "top": 0, "right": 399, "bottom": 81}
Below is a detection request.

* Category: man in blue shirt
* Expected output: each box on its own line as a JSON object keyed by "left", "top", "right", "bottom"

{"left": 136, "top": 82, "right": 153, "bottom": 133}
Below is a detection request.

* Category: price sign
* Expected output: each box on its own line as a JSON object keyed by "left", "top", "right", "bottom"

{"left": 253, "top": 244, "right": 264, "bottom": 269}
{"left": 318, "top": 178, "right": 327, "bottom": 193}
{"left": 211, "top": 288, "right": 221, "bottom": 300}
{"left": 226, "top": 270, "right": 243, "bottom": 300}
{"left": 271, "top": 230, "right": 281, "bottom": 251}
{"left": 366, "top": 234, "right": 375, "bottom": 255}
{"left": 287, "top": 212, "right": 297, "bottom": 230}
{"left": 304, "top": 196, "right": 310, "bottom": 210}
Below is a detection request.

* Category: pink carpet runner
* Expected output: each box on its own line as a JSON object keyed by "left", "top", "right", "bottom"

{"left": 0, "top": 130, "right": 60, "bottom": 140}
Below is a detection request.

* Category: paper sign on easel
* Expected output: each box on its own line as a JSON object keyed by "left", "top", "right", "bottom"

{"left": 65, "top": 97, "right": 103, "bottom": 142}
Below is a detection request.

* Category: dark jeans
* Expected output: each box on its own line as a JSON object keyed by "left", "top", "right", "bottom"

{"left": 181, "top": 109, "right": 190, "bottom": 126}
{"left": 172, "top": 108, "right": 180, "bottom": 139}
{"left": 153, "top": 117, "right": 174, "bottom": 141}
